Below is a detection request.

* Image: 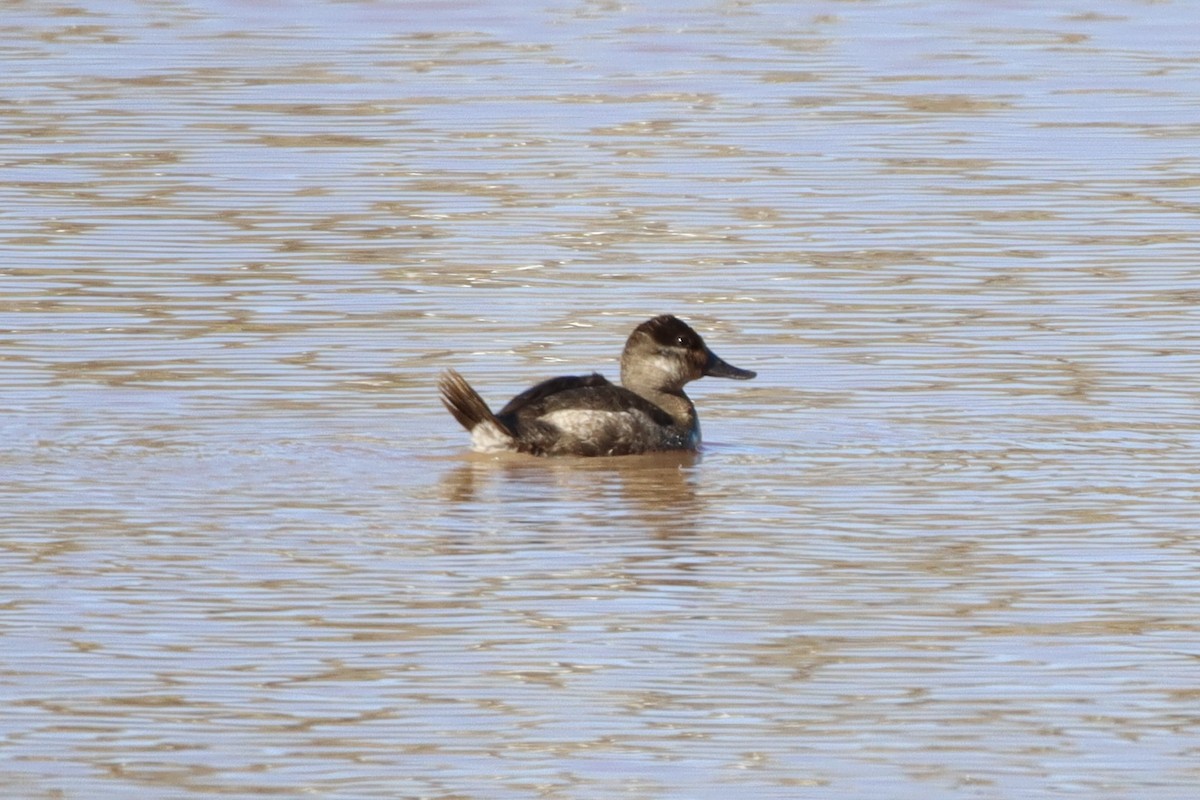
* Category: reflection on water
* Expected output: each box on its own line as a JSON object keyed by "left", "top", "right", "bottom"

{"left": 441, "top": 451, "right": 702, "bottom": 536}
{"left": 4, "top": 0, "right": 1200, "bottom": 797}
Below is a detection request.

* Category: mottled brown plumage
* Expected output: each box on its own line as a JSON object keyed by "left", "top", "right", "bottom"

{"left": 439, "top": 315, "right": 755, "bottom": 457}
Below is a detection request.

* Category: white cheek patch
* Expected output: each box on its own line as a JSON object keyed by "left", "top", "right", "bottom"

{"left": 470, "top": 420, "right": 516, "bottom": 452}
{"left": 650, "top": 354, "right": 686, "bottom": 378}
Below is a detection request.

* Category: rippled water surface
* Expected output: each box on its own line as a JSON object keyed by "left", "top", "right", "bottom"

{"left": 4, "top": 1, "right": 1200, "bottom": 797}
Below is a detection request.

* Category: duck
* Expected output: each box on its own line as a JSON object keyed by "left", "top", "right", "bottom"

{"left": 438, "top": 314, "right": 755, "bottom": 457}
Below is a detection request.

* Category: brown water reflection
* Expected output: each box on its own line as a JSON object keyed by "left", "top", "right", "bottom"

{"left": 441, "top": 451, "right": 702, "bottom": 535}
{"left": 4, "top": 0, "right": 1200, "bottom": 797}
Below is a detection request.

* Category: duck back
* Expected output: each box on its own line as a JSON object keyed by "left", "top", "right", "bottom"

{"left": 497, "top": 374, "right": 684, "bottom": 457}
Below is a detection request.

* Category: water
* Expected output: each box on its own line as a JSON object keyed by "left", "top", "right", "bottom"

{"left": 3, "top": 1, "right": 1200, "bottom": 797}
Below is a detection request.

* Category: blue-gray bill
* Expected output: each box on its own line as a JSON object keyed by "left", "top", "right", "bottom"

{"left": 704, "top": 350, "right": 756, "bottom": 380}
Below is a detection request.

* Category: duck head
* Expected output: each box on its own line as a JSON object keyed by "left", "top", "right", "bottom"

{"left": 620, "top": 314, "right": 756, "bottom": 393}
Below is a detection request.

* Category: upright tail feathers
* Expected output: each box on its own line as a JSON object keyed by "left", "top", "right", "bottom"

{"left": 438, "top": 370, "right": 513, "bottom": 445}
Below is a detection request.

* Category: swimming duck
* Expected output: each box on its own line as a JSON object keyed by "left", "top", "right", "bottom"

{"left": 439, "top": 314, "right": 755, "bottom": 457}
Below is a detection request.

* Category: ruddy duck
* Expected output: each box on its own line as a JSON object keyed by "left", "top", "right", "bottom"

{"left": 439, "top": 314, "right": 755, "bottom": 457}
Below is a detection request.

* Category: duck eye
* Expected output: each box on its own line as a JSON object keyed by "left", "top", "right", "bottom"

{"left": 674, "top": 335, "right": 687, "bottom": 347}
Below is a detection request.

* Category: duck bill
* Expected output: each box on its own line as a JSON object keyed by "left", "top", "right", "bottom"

{"left": 704, "top": 350, "right": 756, "bottom": 380}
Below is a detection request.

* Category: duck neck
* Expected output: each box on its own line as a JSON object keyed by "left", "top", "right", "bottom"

{"left": 631, "top": 384, "right": 696, "bottom": 430}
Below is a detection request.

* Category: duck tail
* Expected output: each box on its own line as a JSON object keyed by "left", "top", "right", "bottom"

{"left": 438, "top": 369, "right": 513, "bottom": 440}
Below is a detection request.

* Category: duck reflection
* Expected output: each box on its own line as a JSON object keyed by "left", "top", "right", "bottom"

{"left": 440, "top": 449, "right": 701, "bottom": 538}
